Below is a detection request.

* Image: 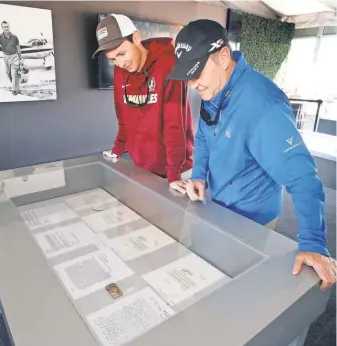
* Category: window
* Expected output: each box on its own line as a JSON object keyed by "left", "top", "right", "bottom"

{"left": 275, "top": 34, "right": 337, "bottom": 122}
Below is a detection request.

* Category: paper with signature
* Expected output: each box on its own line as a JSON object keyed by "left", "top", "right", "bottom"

{"left": 86, "top": 287, "right": 174, "bottom": 346}
{"left": 142, "top": 253, "right": 226, "bottom": 305}
{"left": 64, "top": 188, "right": 117, "bottom": 211}
{"left": 108, "top": 225, "right": 176, "bottom": 261}
{"left": 20, "top": 202, "right": 77, "bottom": 230}
{"left": 53, "top": 247, "right": 134, "bottom": 299}
{"left": 34, "top": 221, "right": 95, "bottom": 258}
{"left": 82, "top": 205, "right": 141, "bottom": 233}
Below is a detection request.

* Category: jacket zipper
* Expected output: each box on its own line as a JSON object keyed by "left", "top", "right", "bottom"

{"left": 139, "top": 85, "right": 142, "bottom": 117}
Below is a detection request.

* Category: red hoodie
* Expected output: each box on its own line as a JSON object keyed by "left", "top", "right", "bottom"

{"left": 112, "top": 37, "right": 194, "bottom": 183}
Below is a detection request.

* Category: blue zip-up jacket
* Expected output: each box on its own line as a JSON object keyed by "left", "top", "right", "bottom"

{"left": 192, "top": 51, "right": 328, "bottom": 257}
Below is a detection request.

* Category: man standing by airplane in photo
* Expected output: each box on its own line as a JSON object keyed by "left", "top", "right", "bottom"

{"left": 0, "top": 21, "right": 23, "bottom": 95}
{"left": 92, "top": 14, "right": 194, "bottom": 194}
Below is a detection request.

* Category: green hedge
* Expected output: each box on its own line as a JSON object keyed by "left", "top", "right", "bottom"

{"left": 240, "top": 14, "right": 295, "bottom": 80}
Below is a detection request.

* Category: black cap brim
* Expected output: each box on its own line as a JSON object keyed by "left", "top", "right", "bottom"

{"left": 92, "top": 37, "right": 124, "bottom": 59}
{"left": 167, "top": 55, "right": 209, "bottom": 81}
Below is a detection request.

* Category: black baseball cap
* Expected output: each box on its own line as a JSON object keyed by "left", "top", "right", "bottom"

{"left": 167, "top": 19, "right": 229, "bottom": 81}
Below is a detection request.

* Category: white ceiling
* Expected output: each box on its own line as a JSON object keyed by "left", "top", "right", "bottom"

{"left": 262, "top": 0, "right": 336, "bottom": 16}
{"left": 262, "top": 0, "right": 337, "bottom": 27}
{"left": 196, "top": 0, "right": 337, "bottom": 27}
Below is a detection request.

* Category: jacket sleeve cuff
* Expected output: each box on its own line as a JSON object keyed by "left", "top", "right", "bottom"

{"left": 297, "top": 243, "right": 330, "bottom": 257}
{"left": 191, "top": 172, "right": 208, "bottom": 189}
{"left": 166, "top": 167, "right": 182, "bottom": 183}
{"left": 191, "top": 169, "right": 207, "bottom": 183}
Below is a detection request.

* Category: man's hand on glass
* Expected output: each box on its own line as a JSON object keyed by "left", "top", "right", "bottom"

{"left": 169, "top": 180, "right": 188, "bottom": 194}
{"left": 186, "top": 179, "right": 205, "bottom": 201}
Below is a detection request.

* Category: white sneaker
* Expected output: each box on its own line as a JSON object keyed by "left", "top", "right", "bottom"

{"left": 103, "top": 150, "right": 114, "bottom": 158}
{"left": 102, "top": 150, "right": 119, "bottom": 163}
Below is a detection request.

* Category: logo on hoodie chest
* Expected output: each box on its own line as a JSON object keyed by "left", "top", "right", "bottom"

{"left": 122, "top": 76, "right": 158, "bottom": 105}
{"left": 123, "top": 94, "right": 158, "bottom": 105}
{"left": 148, "top": 77, "right": 156, "bottom": 92}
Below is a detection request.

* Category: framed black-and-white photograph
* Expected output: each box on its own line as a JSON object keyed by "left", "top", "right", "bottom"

{"left": 0, "top": 3, "right": 57, "bottom": 103}
{"left": 97, "top": 14, "right": 183, "bottom": 90}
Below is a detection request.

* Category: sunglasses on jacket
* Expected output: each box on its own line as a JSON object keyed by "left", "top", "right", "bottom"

{"left": 200, "top": 66, "right": 248, "bottom": 126}
{"left": 200, "top": 89, "right": 230, "bottom": 126}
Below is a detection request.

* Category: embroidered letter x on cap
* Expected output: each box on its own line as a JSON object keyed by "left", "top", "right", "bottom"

{"left": 167, "top": 19, "right": 229, "bottom": 81}
{"left": 92, "top": 14, "right": 137, "bottom": 58}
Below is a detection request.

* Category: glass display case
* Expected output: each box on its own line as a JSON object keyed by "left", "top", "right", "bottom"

{"left": 0, "top": 155, "right": 330, "bottom": 346}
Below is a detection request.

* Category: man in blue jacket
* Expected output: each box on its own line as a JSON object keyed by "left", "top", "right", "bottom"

{"left": 168, "top": 19, "right": 336, "bottom": 291}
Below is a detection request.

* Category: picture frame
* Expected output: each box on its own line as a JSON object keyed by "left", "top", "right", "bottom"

{"left": 0, "top": 3, "right": 57, "bottom": 103}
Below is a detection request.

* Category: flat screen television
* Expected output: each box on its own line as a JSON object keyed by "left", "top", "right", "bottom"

{"left": 96, "top": 13, "right": 183, "bottom": 90}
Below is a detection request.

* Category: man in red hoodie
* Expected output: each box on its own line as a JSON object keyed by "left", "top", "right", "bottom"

{"left": 93, "top": 14, "right": 194, "bottom": 194}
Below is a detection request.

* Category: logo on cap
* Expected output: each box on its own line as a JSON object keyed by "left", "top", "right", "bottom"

{"left": 175, "top": 42, "right": 192, "bottom": 59}
{"left": 209, "top": 39, "right": 224, "bottom": 52}
{"left": 97, "top": 27, "right": 108, "bottom": 41}
{"left": 187, "top": 62, "right": 200, "bottom": 76}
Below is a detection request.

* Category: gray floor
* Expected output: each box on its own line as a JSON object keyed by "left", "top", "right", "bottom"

{"left": 276, "top": 187, "right": 336, "bottom": 346}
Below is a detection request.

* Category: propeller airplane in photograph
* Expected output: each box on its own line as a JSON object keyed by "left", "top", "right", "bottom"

{"left": 0, "top": 33, "right": 54, "bottom": 70}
